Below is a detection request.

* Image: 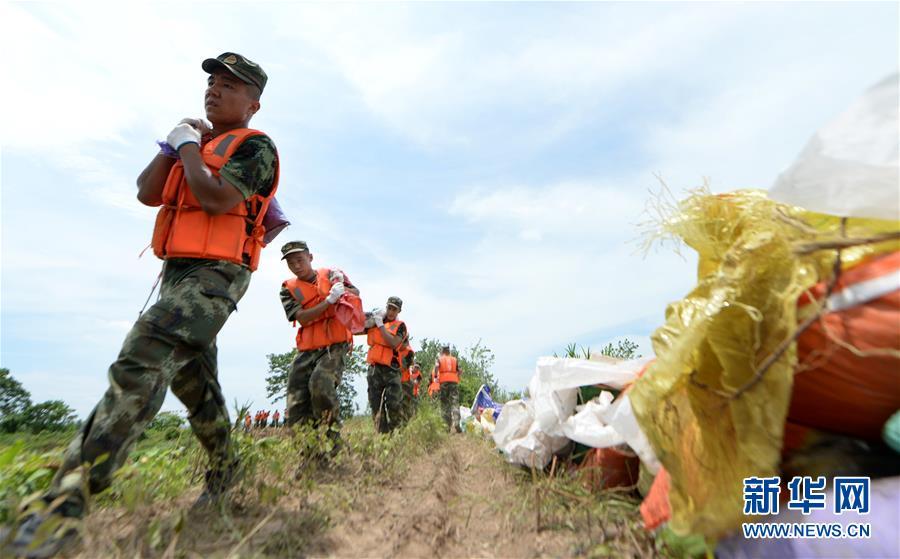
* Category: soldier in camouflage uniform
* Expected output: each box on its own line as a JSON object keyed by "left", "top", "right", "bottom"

{"left": 437, "top": 346, "right": 464, "bottom": 433}
{"left": 2, "top": 52, "right": 278, "bottom": 557}
{"left": 279, "top": 241, "right": 359, "bottom": 449}
{"left": 365, "top": 297, "right": 408, "bottom": 433}
{"left": 401, "top": 362, "right": 422, "bottom": 422}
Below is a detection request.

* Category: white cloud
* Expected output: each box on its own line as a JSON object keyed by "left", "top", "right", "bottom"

{"left": 450, "top": 181, "right": 646, "bottom": 241}
{"left": 369, "top": 176, "right": 698, "bottom": 392}
{"left": 2, "top": 4, "right": 207, "bottom": 150}
{"left": 642, "top": 15, "right": 898, "bottom": 193}
{"left": 267, "top": 4, "right": 745, "bottom": 150}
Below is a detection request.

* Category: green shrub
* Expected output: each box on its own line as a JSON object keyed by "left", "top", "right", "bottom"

{"left": 144, "top": 412, "right": 186, "bottom": 441}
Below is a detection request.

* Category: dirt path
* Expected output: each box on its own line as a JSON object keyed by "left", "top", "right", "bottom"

{"left": 70, "top": 426, "right": 653, "bottom": 557}
{"left": 325, "top": 435, "right": 577, "bottom": 559}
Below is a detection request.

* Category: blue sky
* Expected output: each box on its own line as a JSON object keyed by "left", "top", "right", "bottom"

{"left": 1, "top": 2, "right": 897, "bottom": 417}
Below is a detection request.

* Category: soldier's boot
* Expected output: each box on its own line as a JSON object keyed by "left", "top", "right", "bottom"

{"left": 192, "top": 458, "right": 240, "bottom": 509}
{"left": 325, "top": 426, "right": 343, "bottom": 459}
{"left": 0, "top": 494, "right": 84, "bottom": 558}
{"left": 314, "top": 417, "right": 343, "bottom": 467}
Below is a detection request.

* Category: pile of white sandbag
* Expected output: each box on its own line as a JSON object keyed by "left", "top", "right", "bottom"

{"left": 491, "top": 354, "right": 660, "bottom": 474}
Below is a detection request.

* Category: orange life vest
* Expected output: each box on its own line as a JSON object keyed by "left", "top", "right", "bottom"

{"left": 428, "top": 375, "right": 440, "bottom": 397}
{"left": 399, "top": 345, "right": 416, "bottom": 381}
{"left": 366, "top": 320, "right": 405, "bottom": 366}
{"left": 151, "top": 129, "right": 279, "bottom": 271}
{"left": 284, "top": 268, "right": 353, "bottom": 351}
{"left": 409, "top": 368, "right": 422, "bottom": 395}
{"left": 438, "top": 355, "right": 459, "bottom": 384}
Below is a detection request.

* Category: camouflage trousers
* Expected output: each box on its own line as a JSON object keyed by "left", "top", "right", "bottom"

{"left": 440, "top": 382, "right": 461, "bottom": 433}
{"left": 400, "top": 381, "right": 417, "bottom": 423}
{"left": 285, "top": 342, "right": 348, "bottom": 431}
{"left": 367, "top": 364, "right": 402, "bottom": 433}
{"left": 47, "top": 259, "right": 250, "bottom": 515}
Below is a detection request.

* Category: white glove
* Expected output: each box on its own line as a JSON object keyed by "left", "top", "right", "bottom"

{"left": 325, "top": 282, "right": 345, "bottom": 304}
{"left": 167, "top": 123, "right": 201, "bottom": 152}
{"left": 329, "top": 270, "right": 345, "bottom": 283}
{"left": 373, "top": 313, "right": 384, "bottom": 327}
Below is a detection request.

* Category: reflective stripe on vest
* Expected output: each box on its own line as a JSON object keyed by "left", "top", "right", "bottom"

{"left": 438, "top": 355, "right": 459, "bottom": 384}
{"left": 284, "top": 268, "right": 352, "bottom": 351}
{"left": 367, "top": 320, "right": 404, "bottom": 366}
{"left": 151, "top": 129, "right": 279, "bottom": 271}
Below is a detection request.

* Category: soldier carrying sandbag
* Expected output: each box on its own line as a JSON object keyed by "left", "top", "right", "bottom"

{"left": 2, "top": 52, "right": 279, "bottom": 557}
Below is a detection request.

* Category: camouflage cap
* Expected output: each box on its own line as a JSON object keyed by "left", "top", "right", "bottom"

{"left": 281, "top": 240, "right": 309, "bottom": 259}
{"left": 386, "top": 296, "right": 403, "bottom": 310}
{"left": 202, "top": 52, "right": 268, "bottom": 93}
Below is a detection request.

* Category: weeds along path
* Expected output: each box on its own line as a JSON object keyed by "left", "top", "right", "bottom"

{"left": 57, "top": 411, "right": 654, "bottom": 557}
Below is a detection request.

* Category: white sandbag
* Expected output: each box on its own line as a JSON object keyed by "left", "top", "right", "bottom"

{"left": 478, "top": 414, "right": 496, "bottom": 434}
{"left": 532, "top": 387, "right": 579, "bottom": 437}
{"left": 503, "top": 423, "right": 570, "bottom": 469}
{"left": 494, "top": 356, "right": 656, "bottom": 469}
{"left": 769, "top": 74, "right": 900, "bottom": 220}
{"left": 492, "top": 399, "right": 533, "bottom": 449}
{"left": 458, "top": 406, "right": 472, "bottom": 432}
{"left": 459, "top": 406, "right": 472, "bottom": 422}
{"left": 493, "top": 399, "right": 567, "bottom": 469}
{"left": 562, "top": 391, "right": 626, "bottom": 448}
{"left": 528, "top": 356, "right": 651, "bottom": 437}
{"left": 601, "top": 394, "right": 661, "bottom": 474}
{"left": 528, "top": 359, "right": 576, "bottom": 437}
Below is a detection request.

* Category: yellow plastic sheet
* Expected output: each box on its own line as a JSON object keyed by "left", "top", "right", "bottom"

{"left": 630, "top": 189, "right": 899, "bottom": 538}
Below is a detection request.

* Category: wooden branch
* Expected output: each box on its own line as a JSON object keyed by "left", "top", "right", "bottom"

{"left": 794, "top": 231, "right": 900, "bottom": 255}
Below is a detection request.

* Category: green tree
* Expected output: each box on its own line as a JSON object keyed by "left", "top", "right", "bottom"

{"left": 264, "top": 350, "right": 296, "bottom": 403}
{"left": 599, "top": 339, "right": 641, "bottom": 360}
{"left": 556, "top": 339, "right": 642, "bottom": 360}
{"left": 457, "top": 340, "right": 499, "bottom": 406}
{"left": 145, "top": 411, "right": 186, "bottom": 440}
{"left": 264, "top": 346, "right": 365, "bottom": 420}
{"left": 556, "top": 338, "right": 643, "bottom": 404}
{"left": 1, "top": 370, "right": 77, "bottom": 433}
{"left": 413, "top": 337, "right": 444, "bottom": 379}
{"left": 0, "top": 368, "right": 32, "bottom": 417}
{"left": 411, "top": 338, "right": 507, "bottom": 406}
{"left": 17, "top": 400, "right": 77, "bottom": 433}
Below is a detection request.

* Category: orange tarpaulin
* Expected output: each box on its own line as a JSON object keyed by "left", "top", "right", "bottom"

{"left": 640, "top": 468, "right": 671, "bottom": 531}
{"left": 790, "top": 251, "right": 900, "bottom": 441}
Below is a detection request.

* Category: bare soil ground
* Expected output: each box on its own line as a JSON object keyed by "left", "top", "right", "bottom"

{"left": 68, "top": 426, "right": 655, "bottom": 558}
{"left": 326, "top": 435, "right": 580, "bottom": 559}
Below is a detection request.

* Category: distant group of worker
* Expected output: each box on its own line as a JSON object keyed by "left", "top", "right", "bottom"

{"left": 244, "top": 409, "right": 284, "bottom": 430}
{"left": 279, "top": 241, "right": 464, "bottom": 438}
{"left": 1, "top": 51, "right": 465, "bottom": 556}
